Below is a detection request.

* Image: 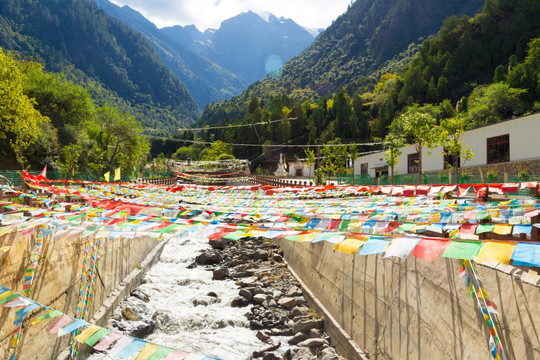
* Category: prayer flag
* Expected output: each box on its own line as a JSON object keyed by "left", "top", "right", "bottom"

{"left": 135, "top": 343, "right": 160, "bottom": 360}
{"left": 358, "top": 237, "right": 390, "bottom": 255}
{"left": 411, "top": 238, "right": 450, "bottom": 260}
{"left": 513, "top": 225, "right": 532, "bottom": 236}
{"left": 460, "top": 223, "right": 478, "bottom": 235}
{"left": 333, "top": 237, "right": 367, "bottom": 255}
{"left": 476, "top": 224, "right": 495, "bottom": 234}
{"left": 93, "top": 332, "right": 122, "bottom": 352}
{"left": 116, "top": 339, "right": 147, "bottom": 357}
{"left": 39, "top": 165, "right": 47, "bottom": 179}
{"left": 145, "top": 346, "right": 174, "bottom": 360}
{"left": 163, "top": 350, "right": 190, "bottom": 359}
{"left": 32, "top": 309, "right": 62, "bottom": 325}
{"left": 383, "top": 237, "right": 421, "bottom": 260}
{"left": 85, "top": 328, "right": 112, "bottom": 347}
{"left": 442, "top": 241, "right": 483, "bottom": 260}
{"left": 114, "top": 167, "right": 121, "bottom": 181}
{"left": 511, "top": 243, "right": 540, "bottom": 267}
{"left": 46, "top": 315, "right": 73, "bottom": 334}
{"left": 476, "top": 241, "right": 516, "bottom": 265}
{"left": 492, "top": 224, "right": 513, "bottom": 235}
{"left": 58, "top": 318, "right": 88, "bottom": 336}
{"left": 104, "top": 171, "right": 110, "bottom": 182}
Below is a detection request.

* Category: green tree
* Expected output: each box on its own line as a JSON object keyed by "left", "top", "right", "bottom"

{"left": 304, "top": 148, "right": 316, "bottom": 179}
{"left": 172, "top": 145, "right": 198, "bottom": 161}
{"left": 439, "top": 115, "right": 475, "bottom": 184}
{"left": 200, "top": 140, "right": 234, "bottom": 161}
{"left": 383, "top": 132, "right": 405, "bottom": 185}
{"left": 467, "top": 83, "right": 526, "bottom": 127}
{"left": 88, "top": 105, "right": 150, "bottom": 173}
{"left": 0, "top": 49, "right": 49, "bottom": 166}
{"left": 315, "top": 140, "right": 348, "bottom": 182}
{"left": 58, "top": 143, "right": 83, "bottom": 176}
{"left": 392, "top": 111, "right": 439, "bottom": 183}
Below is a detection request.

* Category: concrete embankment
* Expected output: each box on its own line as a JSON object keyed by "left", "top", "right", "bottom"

{"left": 0, "top": 226, "right": 165, "bottom": 359}
{"left": 275, "top": 238, "right": 540, "bottom": 359}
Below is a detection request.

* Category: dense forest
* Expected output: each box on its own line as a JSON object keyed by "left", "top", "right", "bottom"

{"left": 0, "top": 0, "right": 200, "bottom": 135}
{"left": 183, "top": 0, "right": 538, "bottom": 172}
{"left": 0, "top": 47, "right": 149, "bottom": 175}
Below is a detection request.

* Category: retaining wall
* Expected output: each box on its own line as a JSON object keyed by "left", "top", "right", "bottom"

{"left": 0, "top": 219, "right": 164, "bottom": 359}
{"left": 276, "top": 238, "right": 540, "bottom": 360}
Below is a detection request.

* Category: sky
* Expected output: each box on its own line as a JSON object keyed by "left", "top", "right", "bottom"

{"left": 108, "top": 0, "right": 352, "bottom": 31}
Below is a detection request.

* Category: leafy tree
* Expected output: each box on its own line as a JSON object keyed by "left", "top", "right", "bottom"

{"left": 507, "top": 37, "right": 540, "bottom": 105}
{"left": 466, "top": 82, "right": 526, "bottom": 127}
{"left": 315, "top": 139, "right": 348, "bottom": 183}
{"left": 200, "top": 140, "right": 234, "bottom": 161}
{"left": 173, "top": 146, "right": 197, "bottom": 161}
{"left": 383, "top": 132, "right": 405, "bottom": 185}
{"left": 88, "top": 105, "right": 150, "bottom": 173}
{"left": 22, "top": 62, "right": 95, "bottom": 146}
{"left": 58, "top": 143, "right": 83, "bottom": 176}
{"left": 304, "top": 148, "right": 316, "bottom": 179}
{"left": 439, "top": 115, "right": 475, "bottom": 183}
{"left": 0, "top": 49, "right": 49, "bottom": 166}
{"left": 374, "top": 89, "right": 398, "bottom": 137}
{"left": 391, "top": 111, "right": 439, "bottom": 183}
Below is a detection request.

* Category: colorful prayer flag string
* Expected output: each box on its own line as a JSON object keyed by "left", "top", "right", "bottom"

{"left": 459, "top": 260, "right": 507, "bottom": 360}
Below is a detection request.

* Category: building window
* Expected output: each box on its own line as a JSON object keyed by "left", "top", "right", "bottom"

{"left": 408, "top": 153, "right": 419, "bottom": 174}
{"left": 443, "top": 151, "right": 460, "bottom": 169}
{"left": 361, "top": 163, "right": 368, "bottom": 175}
{"left": 487, "top": 134, "right": 509, "bottom": 164}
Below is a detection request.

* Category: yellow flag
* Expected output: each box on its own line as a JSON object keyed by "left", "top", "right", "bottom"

{"left": 104, "top": 171, "right": 110, "bottom": 182}
{"left": 114, "top": 167, "right": 121, "bottom": 181}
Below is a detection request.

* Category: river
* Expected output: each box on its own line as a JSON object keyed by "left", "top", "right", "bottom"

{"left": 88, "top": 227, "right": 262, "bottom": 360}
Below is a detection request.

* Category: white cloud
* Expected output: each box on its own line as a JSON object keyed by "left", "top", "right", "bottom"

{"left": 109, "top": 0, "right": 351, "bottom": 30}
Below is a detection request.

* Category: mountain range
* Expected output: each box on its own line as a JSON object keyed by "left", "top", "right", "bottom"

{"left": 92, "top": 0, "right": 317, "bottom": 109}
{"left": 199, "top": 0, "right": 486, "bottom": 126}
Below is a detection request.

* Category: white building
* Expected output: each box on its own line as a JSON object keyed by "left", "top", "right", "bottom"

{"left": 354, "top": 113, "right": 540, "bottom": 179}
{"left": 288, "top": 162, "right": 315, "bottom": 177}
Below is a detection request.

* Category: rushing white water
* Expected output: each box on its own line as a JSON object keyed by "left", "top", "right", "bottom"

{"left": 88, "top": 229, "right": 262, "bottom": 360}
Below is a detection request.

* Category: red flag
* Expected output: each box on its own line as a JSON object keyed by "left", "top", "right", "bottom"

{"left": 38, "top": 165, "right": 47, "bottom": 179}
{"left": 411, "top": 238, "right": 451, "bottom": 260}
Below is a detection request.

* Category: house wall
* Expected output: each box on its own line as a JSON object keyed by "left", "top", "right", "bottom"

{"left": 288, "top": 163, "right": 314, "bottom": 177}
{"left": 354, "top": 113, "right": 540, "bottom": 178}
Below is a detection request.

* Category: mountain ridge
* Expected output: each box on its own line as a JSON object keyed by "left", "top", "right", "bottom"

{"left": 93, "top": 0, "right": 317, "bottom": 108}
{"left": 0, "top": 0, "right": 201, "bottom": 133}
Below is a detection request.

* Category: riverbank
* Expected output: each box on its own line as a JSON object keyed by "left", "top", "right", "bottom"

{"left": 88, "top": 230, "right": 346, "bottom": 360}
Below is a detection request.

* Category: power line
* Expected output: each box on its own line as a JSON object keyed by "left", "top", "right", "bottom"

{"left": 178, "top": 117, "right": 298, "bottom": 132}
{"left": 176, "top": 139, "right": 383, "bottom": 148}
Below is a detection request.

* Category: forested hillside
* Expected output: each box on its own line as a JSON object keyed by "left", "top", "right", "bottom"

{"left": 92, "top": 0, "right": 248, "bottom": 109}
{"left": 183, "top": 0, "right": 538, "bottom": 172}
{"left": 0, "top": 48, "right": 149, "bottom": 174}
{"left": 198, "top": 0, "right": 485, "bottom": 126}
{"left": 0, "top": 0, "right": 200, "bottom": 134}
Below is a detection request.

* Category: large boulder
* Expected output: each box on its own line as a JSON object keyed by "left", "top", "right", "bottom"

{"left": 209, "top": 238, "right": 230, "bottom": 250}
{"left": 293, "top": 318, "right": 323, "bottom": 334}
{"left": 212, "top": 267, "right": 229, "bottom": 280}
{"left": 196, "top": 250, "right": 222, "bottom": 265}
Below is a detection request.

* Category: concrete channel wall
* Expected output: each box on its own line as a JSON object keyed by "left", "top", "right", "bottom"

{"left": 276, "top": 238, "right": 540, "bottom": 360}
{"left": 0, "top": 224, "right": 165, "bottom": 359}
